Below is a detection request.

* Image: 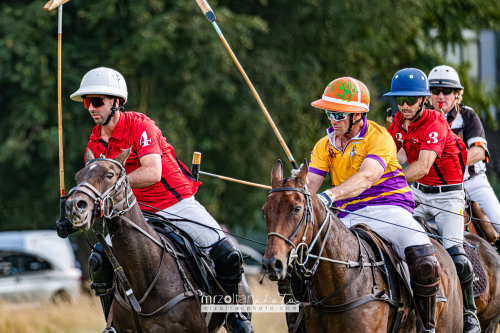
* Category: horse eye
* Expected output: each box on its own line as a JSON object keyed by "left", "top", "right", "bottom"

{"left": 294, "top": 206, "right": 301, "bottom": 213}
{"left": 106, "top": 172, "right": 114, "bottom": 179}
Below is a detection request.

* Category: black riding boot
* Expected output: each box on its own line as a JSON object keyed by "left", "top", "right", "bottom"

{"left": 277, "top": 274, "right": 307, "bottom": 333}
{"left": 405, "top": 244, "right": 441, "bottom": 333}
{"left": 447, "top": 245, "right": 481, "bottom": 333}
{"left": 89, "top": 243, "right": 115, "bottom": 322}
{"left": 211, "top": 238, "right": 254, "bottom": 333}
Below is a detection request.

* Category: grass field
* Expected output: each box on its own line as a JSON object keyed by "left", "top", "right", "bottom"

{"left": 0, "top": 275, "right": 287, "bottom": 333}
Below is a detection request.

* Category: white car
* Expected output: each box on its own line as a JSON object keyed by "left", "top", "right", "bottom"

{"left": 0, "top": 230, "right": 81, "bottom": 302}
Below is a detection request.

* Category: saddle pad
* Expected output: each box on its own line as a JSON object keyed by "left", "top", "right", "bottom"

{"left": 463, "top": 239, "right": 487, "bottom": 297}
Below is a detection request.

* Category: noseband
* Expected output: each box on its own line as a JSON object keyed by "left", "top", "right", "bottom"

{"left": 68, "top": 158, "right": 136, "bottom": 221}
{"left": 267, "top": 184, "right": 332, "bottom": 274}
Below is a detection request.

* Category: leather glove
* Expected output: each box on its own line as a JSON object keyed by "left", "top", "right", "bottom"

{"left": 56, "top": 217, "right": 78, "bottom": 239}
{"left": 290, "top": 163, "right": 304, "bottom": 177}
{"left": 317, "top": 189, "right": 336, "bottom": 209}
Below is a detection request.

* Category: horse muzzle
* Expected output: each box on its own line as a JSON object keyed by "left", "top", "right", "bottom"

{"left": 262, "top": 256, "right": 287, "bottom": 281}
{"left": 66, "top": 197, "right": 93, "bottom": 230}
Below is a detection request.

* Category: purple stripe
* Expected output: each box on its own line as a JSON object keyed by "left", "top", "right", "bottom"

{"left": 366, "top": 154, "right": 386, "bottom": 170}
{"left": 309, "top": 167, "right": 328, "bottom": 177}
{"left": 327, "top": 126, "right": 334, "bottom": 134}
{"left": 381, "top": 169, "right": 403, "bottom": 178}
{"left": 337, "top": 175, "right": 409, "bottom": 206}
{"left": 337, "top": 192, "right": 415, "bottom": 218}
{"left": 358, "top": 119, "right": 368, "bottom": 138}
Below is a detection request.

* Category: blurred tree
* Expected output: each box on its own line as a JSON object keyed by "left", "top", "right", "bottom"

{"left": 0, "top": 0, "right": 499, "bottom": 247}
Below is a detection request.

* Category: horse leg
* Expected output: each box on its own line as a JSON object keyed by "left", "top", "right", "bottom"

{"left": 479, "top": 315, "right": 500, "bottom": 333}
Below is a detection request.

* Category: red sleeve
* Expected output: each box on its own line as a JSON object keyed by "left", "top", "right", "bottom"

{"left": 387, "top": 122, "right": 402, "bottom": 151}
{"left": 131, "top": 119, "right": 163, "bottom": 158}
{"left": 419, "top": 119, "right": 447, "bottom": 158}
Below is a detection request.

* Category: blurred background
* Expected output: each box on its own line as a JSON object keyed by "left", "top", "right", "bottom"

{"left": 1, "top": 0, "right": 500, "bottom": 331}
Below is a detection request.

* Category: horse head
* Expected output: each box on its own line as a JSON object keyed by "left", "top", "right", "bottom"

{"left": 262, "top": 159, "right": 326, "bottom": 281}
{"left": 66, "top": 148, "right": 131, "bottom": 230}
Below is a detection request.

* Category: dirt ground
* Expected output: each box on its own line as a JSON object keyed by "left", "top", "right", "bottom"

{"left": 0, "top": 274, "right": 287, "bottom": 333}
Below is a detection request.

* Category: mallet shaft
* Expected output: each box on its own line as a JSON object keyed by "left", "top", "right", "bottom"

{"left": 58, "top": 6, "right": 65, "bottom": 196}
{"left": 199, "top": 171, "right": 271, "bottom": 190}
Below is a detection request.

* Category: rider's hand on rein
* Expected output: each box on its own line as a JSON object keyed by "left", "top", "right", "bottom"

{"left": 318, "top": 190, "right": 336, "bottom": 209}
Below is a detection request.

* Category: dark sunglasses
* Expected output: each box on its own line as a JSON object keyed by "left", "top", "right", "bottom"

{"left": 430, "top": 88, "right": 453, "bottom": 96}
{"left": 83, "top": 96, "right": 108, "bottom": 108}
{"left": 395, "top": 96, "right": 419, "bottom": 106}
{"left": 325, "top": 110, "right": 349, "bottom": 121}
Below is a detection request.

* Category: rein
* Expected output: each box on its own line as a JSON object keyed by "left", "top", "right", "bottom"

{"left": 68, "top": 157, "right": 205, "bottom": 332}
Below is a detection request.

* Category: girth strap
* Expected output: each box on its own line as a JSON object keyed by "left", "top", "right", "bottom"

{"left": 314, "top": 291, "right": 398, "bottom": 312}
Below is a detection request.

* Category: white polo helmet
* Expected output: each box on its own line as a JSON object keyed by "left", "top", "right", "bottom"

{"left": 428, "top": 65, "right": 464, "bottom": 90}
{"left": 70, "top": 67, "right": 128, "bottom": 102}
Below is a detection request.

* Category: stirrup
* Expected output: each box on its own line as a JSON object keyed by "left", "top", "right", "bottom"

{"left": 102, "top": 327, "right": 117, "bottom": 333}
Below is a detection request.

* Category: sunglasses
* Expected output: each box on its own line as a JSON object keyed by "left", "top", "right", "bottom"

{"left": 83, "top": 96, "right": 108, "bottom": 108}
{"left": 430, "top": 88, "right": 453, "bottom": 96}
{"left": 395, "top": 96, "right": 419, "bottom": 106}
{"left": 325, "top": 111, "right": 349, "bottom": 121}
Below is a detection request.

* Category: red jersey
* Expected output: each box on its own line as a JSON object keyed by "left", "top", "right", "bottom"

{"left": 85, "top": 111, "right": 201, "bottom": 211}
{"left": 388, "top": 108, "right": 467, "bottom": 186}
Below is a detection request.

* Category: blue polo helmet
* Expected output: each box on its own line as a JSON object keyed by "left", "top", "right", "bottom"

{"left": 384, "top": 68, "right": 431, "bottom": 97}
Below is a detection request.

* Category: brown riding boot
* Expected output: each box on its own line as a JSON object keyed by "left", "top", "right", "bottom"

{"left": 405, "top": 244, "right": 441, "bottom": 333}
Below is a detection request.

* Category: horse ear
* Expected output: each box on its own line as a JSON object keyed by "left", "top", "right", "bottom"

{"left": 115, "top": 148, "right": 131, "bottom": 166}
{"left": 85, "top": 148, "right": 95, "bottom": 164}
{"left": 271, "top": 159, "right": 283, "bottom": 186}
{"left": 296, "top": 158, "right": 308, "bottom": 186}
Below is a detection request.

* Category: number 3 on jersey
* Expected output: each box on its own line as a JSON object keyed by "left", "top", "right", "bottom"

{"left": 427, "top": 132, "right": 438, "bottom": 144}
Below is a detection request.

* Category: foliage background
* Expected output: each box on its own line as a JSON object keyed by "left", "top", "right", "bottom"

{"left": 1, "top": 0, "right": 500, "bottom": 251}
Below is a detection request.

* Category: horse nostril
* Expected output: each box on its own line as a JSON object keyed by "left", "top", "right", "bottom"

{"left": 274, "top": 259, "right": 283, "bottom": 273}
{"left": 76, "top": 200, "right": 88, "bottom": 211}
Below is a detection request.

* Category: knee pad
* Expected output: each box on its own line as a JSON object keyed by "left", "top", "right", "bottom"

{"left": 446, "top": 245, "right": 474, "bottom": 288}
{"left": 210, "top": 237, "right": 243, "bottom": 287}
{"left": 405, "top": 244, "right": 441, "bottom": 297}
{"left": 89, "top": 242, "right": 114, "bottom": 297}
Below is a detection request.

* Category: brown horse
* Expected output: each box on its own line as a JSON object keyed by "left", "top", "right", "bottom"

{"left": 65, "top": 149, "right": 253, "bottom": 332}
{"left": 262, "top": 160, "right": 463, "bottom": 332}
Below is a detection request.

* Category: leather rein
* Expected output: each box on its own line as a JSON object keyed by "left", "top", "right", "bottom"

{"left": 68, "top": 157, "right": 205, "bottom": 333}
{"left": 266, "top": 184, "right": 397, "bottom": 323}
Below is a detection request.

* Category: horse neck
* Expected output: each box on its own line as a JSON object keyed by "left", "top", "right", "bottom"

{"left": 106, "top": 199, "right": 163, "bottom": 296}
{"left": 308, "top": 194, "right": 361, "bottom": 298}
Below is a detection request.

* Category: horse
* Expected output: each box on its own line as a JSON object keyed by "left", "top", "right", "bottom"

{"left": 65, "top": 148, "right": 253, "bottom": 333}
{"left": 261, "top": 160, "right": 463, "bottom": 332}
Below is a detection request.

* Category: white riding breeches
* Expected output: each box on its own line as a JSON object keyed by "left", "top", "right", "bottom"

{"left": 412, "top": 188, "right": 465, "bottom": 250}
{"left": 105, "top": 196, "right": 226, "bottom": 248}
{"left": 464, "top": 173, "right": 500, "bottom": 235}
{"left": 340, "top": 205, "right": 431, "bottom": 260}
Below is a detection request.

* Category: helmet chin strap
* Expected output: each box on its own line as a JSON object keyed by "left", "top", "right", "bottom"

{"left": 345, "top": 113, "right": 366, "bottom": 135}
{"left": 409, "top": 99, "right": 425, "bottom": 122}
{"left": 102, "top": 98, "right": 124, "bottom": 126}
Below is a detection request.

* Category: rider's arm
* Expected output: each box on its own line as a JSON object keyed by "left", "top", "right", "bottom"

{"left": 128, "top": 154, "right": 162, "bottom": 188}
{"left": 308, "top": 173, "right": 325, "bottom": 194}
{"left": 328, "top": 158, "right": 384, "bottom": 201}
{"left": 403, "top": 150, "right": 437, "bottom": 183}
{"left": 467, "top": 146, "right": 486, "bottom": 165}
{"left": 397, "top": 148, "right": 407, "bottom": 165}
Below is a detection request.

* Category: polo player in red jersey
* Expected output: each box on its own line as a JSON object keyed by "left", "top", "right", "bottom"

{"left": 386, "top": 68, "right": 479, "bottom": 333}
{"left": 55, "top": 67, "right": 253, "bottom": 332}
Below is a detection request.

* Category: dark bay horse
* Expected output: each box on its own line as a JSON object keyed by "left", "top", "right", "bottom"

{"left": 262, "top": 160, "right": 463, "bottom": 332}
{"left": 66, "top": 149, "right": 253, "bottom": 332}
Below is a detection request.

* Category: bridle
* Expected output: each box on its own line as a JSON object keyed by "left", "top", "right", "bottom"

{"left": 267, "top": 184, "right": 333, "bottom": 276}
{"left": 68, "top": 157, "right": 136, "bottom": 223}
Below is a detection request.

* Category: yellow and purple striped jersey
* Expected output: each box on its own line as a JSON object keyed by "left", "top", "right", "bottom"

{"left": 309, "top": 120, "right": 414, "bottom": 218}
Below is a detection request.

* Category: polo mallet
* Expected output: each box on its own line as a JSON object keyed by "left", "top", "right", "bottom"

{"left": 194, "top": 0, "right": 299, "bottom": 170}
{"left": 44, "top": 0, "right": 70, "bottom": 199}
{"left": 191, "top": 152, "right": 271, "bottom": 190}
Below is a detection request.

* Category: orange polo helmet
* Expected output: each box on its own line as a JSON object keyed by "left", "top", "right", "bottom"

{"left": 312, "top": 77, "right": 370, "bottom": 113}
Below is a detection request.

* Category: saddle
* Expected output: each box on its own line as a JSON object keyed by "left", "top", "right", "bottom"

{"left": 415, "top": 218, "right": 487, "bottom": 297}
{"left": 147, "top": 217, "right": 217, "bottom": 295}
